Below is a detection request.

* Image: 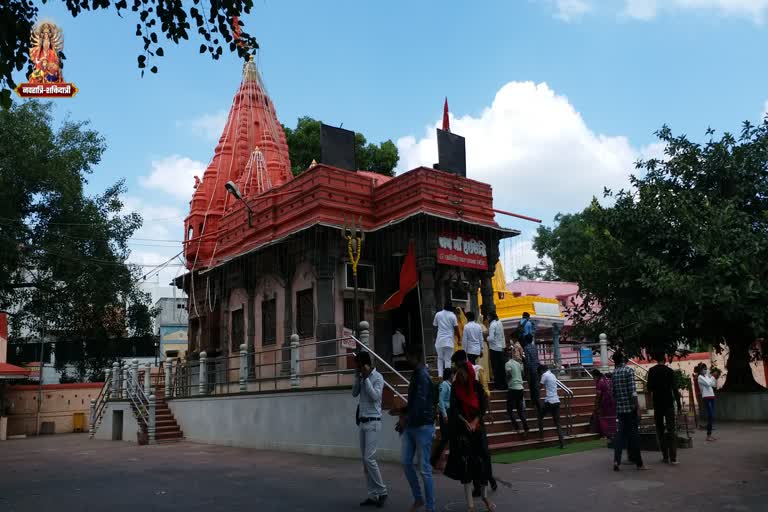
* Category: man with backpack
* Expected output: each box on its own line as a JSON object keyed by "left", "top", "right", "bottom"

{"left": 519, "top": 312, "right": 541, "bottom": 414}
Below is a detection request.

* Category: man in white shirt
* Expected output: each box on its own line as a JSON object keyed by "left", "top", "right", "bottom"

{"left": 461, "top": 311, "right": 484, "bottom": 365}
{"left": 391, "top": 328, "right": 406, "bottom": 368}
{"left": 432, "top": 302, "right": 459, "bottom": 376}
{"left": 537, "top": 364, "right": 565, "bottom": 449}
{"left": 487, "top": 312, "right": 506, "bottom": 390}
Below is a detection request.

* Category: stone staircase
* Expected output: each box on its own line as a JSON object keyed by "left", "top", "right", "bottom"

{"left": 150, "top": 391, "right": 183, "bottom": 443}
{"left": 382, "top": 371, "right": 600, "bottom": 453}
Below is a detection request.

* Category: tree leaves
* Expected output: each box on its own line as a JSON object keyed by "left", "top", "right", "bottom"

{"left": 283, "top": 116, "right": 400, "bottom": 177}
{"left": 0, "top": 1, "right": 260, "bottom": 105}
{"left": 536, "top": 122, "right": 768, "bottom": 391}
{"left": 0, "top": 102, "right": 156, "bottom": 374}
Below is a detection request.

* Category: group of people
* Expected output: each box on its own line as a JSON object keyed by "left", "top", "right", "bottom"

{"left": 353, "top": 346, "right": 496, "bottom": 512}
{"left": 591, "top": 351, "right": 720, "bottom": 471}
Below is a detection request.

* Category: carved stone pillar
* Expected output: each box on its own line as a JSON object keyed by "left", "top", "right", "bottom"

{"left": 314, "top": 238, "right": 339, "bottom": 343}
{"left": 416, "top": 254, "right": 437, "bottom": 359}
{"left": 480, "top": 271, "right": 496, "bottom": 320}
{"left": 246, "top": 288, "right": 256, "bottom": 379}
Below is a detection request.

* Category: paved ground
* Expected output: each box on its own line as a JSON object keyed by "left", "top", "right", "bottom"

{"left": 1, "top": 423, "right": 767, "bottom": 512}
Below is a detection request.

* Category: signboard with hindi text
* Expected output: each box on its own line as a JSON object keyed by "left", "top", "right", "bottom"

{"left": 436, "top": 233, "right": 488, "bottom": 270}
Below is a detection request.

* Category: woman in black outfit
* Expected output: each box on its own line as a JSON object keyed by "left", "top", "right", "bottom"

{"left": 444, "top": 351, "right": 495, "bottom": 511}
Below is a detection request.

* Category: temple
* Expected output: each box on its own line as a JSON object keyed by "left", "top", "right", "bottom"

{"left": 176, "top": 58, "right": 519, "bottom": 365}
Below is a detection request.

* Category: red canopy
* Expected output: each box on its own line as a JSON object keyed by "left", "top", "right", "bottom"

{"left": 379, "top": 241, "right": 418, "bottom": 312}
{"left": 0, "top": 362, "right": 31, "bottom": 380}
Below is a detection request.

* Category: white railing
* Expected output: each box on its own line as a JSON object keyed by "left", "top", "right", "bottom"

{"left": 159, "top": 322, "right": 409, "bottom": 403}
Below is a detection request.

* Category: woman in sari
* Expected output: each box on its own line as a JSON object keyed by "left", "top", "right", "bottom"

{"left": 592, "top": 369, "right": 616, "bottom": 439}
{"left": 445, "top": 350, "right": 495, "bottom": 511}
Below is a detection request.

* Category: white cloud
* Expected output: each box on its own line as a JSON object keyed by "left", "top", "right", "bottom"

{"left": 623, "top": 0, "right": 658, "bottom": 20}
{"left": 178, "top": 110, "right": 227, "bottom": 141}
{"left": 555, "top": 0, "right": 592, "bottom": 21}
{"left": 397, "top": 81, "right": 646, "bottom": 214}
{"left": 139, "top": 155, "right": 206, "bottom": 200}
{"left": 623, "top": 0, "right": 768, "bottom": 22}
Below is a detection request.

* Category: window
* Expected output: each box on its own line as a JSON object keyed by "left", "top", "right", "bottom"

{"left": 261, "top": 299, "right": 277, "bottom": 346}
{"left": 344, "top": 264, "right": 375, "bottom": 291}
{"left": 343, "top": 299, "right": 365, "bottom": 330}
{"left": 231, "top": 309, "right": 244, "bottom": 353}
{"left": 296, "top": 288, "right": 314, "bottom": 338}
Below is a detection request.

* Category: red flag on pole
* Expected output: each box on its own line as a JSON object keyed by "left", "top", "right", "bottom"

{"left": 379, "top": 241, "right": 418, "bottom": 312}
{"left": 442, "top": 97, "right": 450, "bottom": 133}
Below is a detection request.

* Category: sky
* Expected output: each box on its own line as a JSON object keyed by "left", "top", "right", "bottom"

{"left": 17, "top": 0, "right": 768, "bottom": 286}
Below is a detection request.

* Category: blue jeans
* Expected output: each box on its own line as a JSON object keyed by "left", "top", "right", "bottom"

{"left": 401, "top": 424, "right": 435, "bottom": 511}
{"left": 705, "top": 398, "right": 715, "bottom": 436}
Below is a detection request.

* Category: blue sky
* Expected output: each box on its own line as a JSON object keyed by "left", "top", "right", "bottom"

{"left": 18, "top": 0, "right": 768, "bottom": 279}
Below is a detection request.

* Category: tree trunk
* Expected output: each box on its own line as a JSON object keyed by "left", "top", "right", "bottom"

{"left": 721, "top": 339, "right": 765, "bottom": 392}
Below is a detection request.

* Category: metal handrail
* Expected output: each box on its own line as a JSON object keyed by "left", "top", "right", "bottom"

{"left": 554, "top": 378, "right": 574, "bottom": 436}
{"left": 125, "top": 377, "right": 149, "bottom": 426}
{"left": 90, "top": 374, "right": 112, "bottom": 436}
{"left": 348, "top": 335, "right": 410, "bottom": 403}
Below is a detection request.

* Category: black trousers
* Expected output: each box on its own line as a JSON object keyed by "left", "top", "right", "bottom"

{"left": 615, "top": 412, "right": 643, "bottom": 467}
{"left": 526, "top": 364, "right": 542, "bottom": 413}
{"left": 489, "top": 349, "right": 507, "bottom": 390}
{"left": 506, "top": 389, "right": 529, "bottom": 432}
{"left": 430, "top": 416, "right": 449, "bottom": 466}
{"left": 538, "top": 402, "right": 564, "bottom": 447}
{"left": 654, "top": 406, "right": 677, "bottom": 462}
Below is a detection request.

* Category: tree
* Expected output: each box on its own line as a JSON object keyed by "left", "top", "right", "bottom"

{"left": 0, "top": 101, "right": 156, "bottom": 381}
{"left": 1, "top": 0, "right": 259, "bottom": 109}
{"left": 515, "top": 260, "right": 558, "bottom": 281}
{"left": 535, "top": 122, "right": 768, "bottom": 392}
{"left": 282, "top": 116, "right": 399, "bottom": 177}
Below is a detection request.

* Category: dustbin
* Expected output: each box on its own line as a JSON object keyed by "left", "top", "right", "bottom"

{"left": 73, "top": 412, "right": 85, "bottom": 433}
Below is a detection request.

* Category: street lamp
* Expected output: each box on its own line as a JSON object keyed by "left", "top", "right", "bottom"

{"left": 225, "top": 181, "right": 253, "bottom": 227}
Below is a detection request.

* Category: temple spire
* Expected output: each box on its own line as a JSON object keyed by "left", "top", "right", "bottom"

{"left": 442, "top": 97, "right": 450, "bottom": 133}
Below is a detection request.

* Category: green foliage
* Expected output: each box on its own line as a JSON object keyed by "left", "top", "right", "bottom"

{"left": 673, "top": 369, "right": 691, "bottom": 391}
{"left": 282, "top": 116, "right": 399, "bottom": 177}
{"left": 535, "top": 122, "right": 768, "bottom": 392}
{"left": 0, "top": 0, "right": 259, "bottom": 109}
{"left": 0, "top": 101, "right": 156, "bottom": 376}
{"left": 515, "top": 260, "right": 558, "bottom": 281}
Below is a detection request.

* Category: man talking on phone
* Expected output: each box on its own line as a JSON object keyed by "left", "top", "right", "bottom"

{"left": 353, "top": 351, "right": 388, "bottom": 507}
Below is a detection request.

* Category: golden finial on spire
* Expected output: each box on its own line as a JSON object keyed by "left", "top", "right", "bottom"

{"left": 310, "top": 159, "right": 318, "bottom": 167}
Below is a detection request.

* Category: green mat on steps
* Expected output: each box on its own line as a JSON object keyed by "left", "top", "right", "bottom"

{"left": 492, "top": 439, "right": 605, "bottom": 464}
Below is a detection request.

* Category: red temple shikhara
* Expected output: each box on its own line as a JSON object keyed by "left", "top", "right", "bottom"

{"left": 177, "top": 57, "right": 519, "bottom": 364}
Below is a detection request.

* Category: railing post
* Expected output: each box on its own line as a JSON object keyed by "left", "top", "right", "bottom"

{"left": 131, "top": 359, "right": 139, "bottom": 392}
{"left": 359, "top": 321, "right": 370, "bottom": 348}
{"left": 144, "top": 362, "right": 152, "bottom": 394}
{"left": 239, "top": 343, "right": 248, "bottom": 392}
{"left": 89, "top": 398, "right": 96, "bottom": 437}
{"left": 121, "top": 363, "right": 129, "bottom": 399}
{"left": 164, "top": 357, "right": 172, "bottom": 398}
{"left": 552, "top": 323, "right": 562, "bottom": 371}
{"left": 290, "top": 334, "right": 300, "bottom": 388}
{"left": 199, "top": 351, "right": 208, "bottom": 395}
{"left": 103, "top": 367, "right": 111, "bottom": 396}
{"left": 599, "top": 333, "right": 609, "bottom": 372}
{"left": 148, "top": 394, "right": 156, "bottom": 444}
{"left": 111, "top": 362, "right": 120, "bottom": 399}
